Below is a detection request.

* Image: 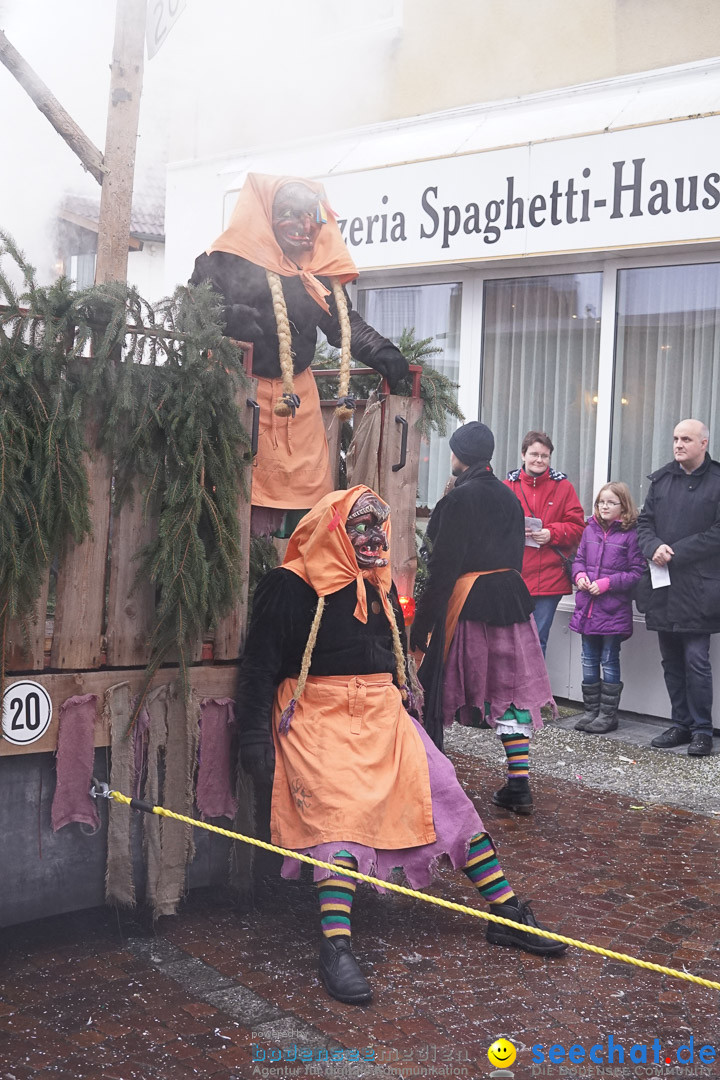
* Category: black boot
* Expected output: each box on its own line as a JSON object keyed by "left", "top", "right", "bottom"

{"left": 574, "top": 681, "right": 601, "bottom": 730}
{"left": 318, "top": 937, "right": 372, "bottom": 1005}
{"left": 487, "top": 897, "right": 569, "bottom": 956}
{"left": 492, "top": 777, "right": 533, "bottom": 815}
{"left": 585, "top": 681, "right": 622, "bottom": 734}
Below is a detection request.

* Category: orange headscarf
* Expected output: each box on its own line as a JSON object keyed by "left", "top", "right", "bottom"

{"left": 207, "top": 173, "right": 358, "bottom": 314}
{"left": 282, "top": 486, "right": 394, "bottom": 625}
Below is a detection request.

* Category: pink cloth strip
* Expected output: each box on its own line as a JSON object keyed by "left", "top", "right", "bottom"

{"left": 51, "top": 694, "right": 99, "bottom": 832}
{"left": 196, "top": 698, "right": 238, "bottom": 820}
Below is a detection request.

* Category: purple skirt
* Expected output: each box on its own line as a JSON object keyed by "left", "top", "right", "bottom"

{"left": 280, "top": 718, "right": 484, "bottom": 889}
{"left": 443, "top": 619, "right": 555, "bottom": 732}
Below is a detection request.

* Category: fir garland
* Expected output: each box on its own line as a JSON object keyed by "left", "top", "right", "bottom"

{"left": 0, "top": 233, "right": 99, "bottom": 710}
{"left": 0, "top": 234, "right": 250, "bottom": 727}
{"left": 108, "top": 282, "right": 250, "bottom": 719}
{"left": 392, "top": 328, "right": 465, "bottom": 440}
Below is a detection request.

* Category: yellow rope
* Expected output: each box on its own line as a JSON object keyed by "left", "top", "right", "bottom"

{"left": 107, "top": 790, "right": 720, "bottom": 993}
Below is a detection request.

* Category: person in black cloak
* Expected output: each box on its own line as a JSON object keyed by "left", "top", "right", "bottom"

{"left": 410, "top": 422, "right": 556, "bottom": 816}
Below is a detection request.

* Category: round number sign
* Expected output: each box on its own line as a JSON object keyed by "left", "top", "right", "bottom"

{"left": 2, "top": 680, "right": 52, "bottom": 745}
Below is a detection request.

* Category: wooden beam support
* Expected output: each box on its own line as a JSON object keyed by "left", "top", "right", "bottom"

{"left": 0, "top": 30, "right": 105, "bottom": 185}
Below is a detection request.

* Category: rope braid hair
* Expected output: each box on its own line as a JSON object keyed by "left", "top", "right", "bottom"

{"left": 330, "top": 278, "right": 354, "bottom": 422}
{"left": 295, "top": 596, "right": 326, "bottom": 704}
{"left": 389, "top": 607, "right": 410, "bottom": 703}
{"left": 278, "top": 596, "right": 325, "bottom": 733}
{"left": 266, "top": 270, "right": 296, "bottom": 417}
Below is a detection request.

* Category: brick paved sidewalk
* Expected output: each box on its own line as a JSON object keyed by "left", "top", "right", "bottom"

{"left": 1, "top": 748, "right": 719, "bottom": 1080}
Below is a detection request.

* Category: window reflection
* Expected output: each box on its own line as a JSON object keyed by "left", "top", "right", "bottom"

{"left": 481, "top": 273, "right": 602, "bottom": 510}
{"left": 357, "top": 283, "right": 462, "bottom": 510}
{"left": 612, "top": 264, "right": 720, "bottom": 505}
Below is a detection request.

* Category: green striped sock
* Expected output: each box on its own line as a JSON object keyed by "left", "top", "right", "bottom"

{"left": 317, "top": 852, "right": 357, "bottom": 939}
{"left": 500, "top": 730, "right": 530, "bottom": 779}
{"left": 462, "top": 833, "right": 515, "bottom": 905}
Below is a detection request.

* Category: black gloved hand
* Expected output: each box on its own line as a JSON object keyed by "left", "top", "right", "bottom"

{"left": 240, "top": 742, "right": 275, "bottom": 785}
{"left": 409, "top": 624, "right": 428, "bottom": 654}
{"left": 223, "top": 303, "right": 264, "bottom": 343}
{"left": 373, "top": 344, "right": 409, "bottom": 392}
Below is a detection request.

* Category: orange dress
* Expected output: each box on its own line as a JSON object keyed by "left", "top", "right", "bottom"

{"left": 251, "top": 368, "right": 334, "bottom": 510}
{"left": 270, "top": 672, "right": 435, "bottom": 851}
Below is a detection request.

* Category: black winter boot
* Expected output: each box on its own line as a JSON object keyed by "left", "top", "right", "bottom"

{"left": 492, "top": 777, "right": 533, "bottom": 815}
{"left": 318, "top": 937, "right": 372, "bottom": 1004}
{"left": 585, "top": 681, "right": 623, "bottom": 734}
{"left": 574, "top": 682, "right": 601, "bottom": 730}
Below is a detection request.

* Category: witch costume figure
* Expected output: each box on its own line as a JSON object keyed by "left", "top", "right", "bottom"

{"left": 235, "top": 485, "right": 568, "bottom": 1006}
{"left": 411, "top": 422, "right": 556, "bottom": 818}
{"left": 191, "top": 173, "right": 408, "bottom": 537}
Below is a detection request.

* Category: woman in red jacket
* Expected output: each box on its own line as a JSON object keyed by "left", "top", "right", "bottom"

{"left": 504, "top": 431, "right": 586, "bottom": 656}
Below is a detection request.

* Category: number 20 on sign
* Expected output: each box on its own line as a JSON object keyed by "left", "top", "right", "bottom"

{"left": 2, "top": 680, "right": 52, "bottom": 745}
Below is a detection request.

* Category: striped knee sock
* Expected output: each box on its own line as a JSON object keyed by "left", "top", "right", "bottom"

{"left": 500, "top": 731, "right": 530, "bottom": 780}
{"left": 462, "top": 833, "right": 515, "bottom": 905}
{"left": 317, "top": 852, "right": 357, "bottom": 939}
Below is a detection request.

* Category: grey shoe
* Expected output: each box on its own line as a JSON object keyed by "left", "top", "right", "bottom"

{"left": 574, "top": 682, "right": 601, "bottom": 730}
{"left": 585, "top": 714, "right": 618, "bottom": 734}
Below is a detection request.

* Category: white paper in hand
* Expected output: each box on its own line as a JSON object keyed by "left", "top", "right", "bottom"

{"left": 525, "top": 517, "right": 542, "bottom": 548}
{"left": 649, "top": 560, "right": 670, "bottom": 589}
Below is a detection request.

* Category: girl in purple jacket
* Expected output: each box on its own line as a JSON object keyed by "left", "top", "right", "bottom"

{"left": 570, "top": 482, "right": 646, "bottom": 734}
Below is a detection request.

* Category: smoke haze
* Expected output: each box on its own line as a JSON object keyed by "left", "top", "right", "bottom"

{"left": 0, "top": 0, "right": 399, "bottom": 286}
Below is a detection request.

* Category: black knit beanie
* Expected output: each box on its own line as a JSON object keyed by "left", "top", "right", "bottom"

{"left": 449, "top": 421, "right": 495, "bottom": 466}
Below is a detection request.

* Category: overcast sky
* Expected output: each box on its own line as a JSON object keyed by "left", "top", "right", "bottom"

{"left": 0, "top": 0, "right": 399, "bottom": 284}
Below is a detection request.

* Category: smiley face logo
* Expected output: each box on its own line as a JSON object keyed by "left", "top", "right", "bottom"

{"left": 488, "top": 1038, "right": 517, "bottom": 1069}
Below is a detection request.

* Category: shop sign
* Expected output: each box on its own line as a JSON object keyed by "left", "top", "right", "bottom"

{"left": 323, "top": 114, "right": 720, "bottom": 269}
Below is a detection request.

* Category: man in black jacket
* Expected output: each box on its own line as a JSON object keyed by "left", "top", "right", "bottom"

{"left": 636, "top": 419, "right": 720, "bottom": 757}
{"left": 410, "top": 422, "right": 555, "bottom": 815}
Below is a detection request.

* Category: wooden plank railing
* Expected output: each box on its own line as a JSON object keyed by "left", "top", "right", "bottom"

{"left": 5, "top": 352, "right": 422, "bottom": 681}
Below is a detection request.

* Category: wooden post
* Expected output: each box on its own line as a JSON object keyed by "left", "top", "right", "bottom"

{"left": 105, "top": 488, "right": 158, "bottom": 667}
{"left": 212, "top": 382, "right": 258, "bottom": 659}
{"left": 5, "top": 574, "right": 50, "bottom": 673}
{"left": 376, "top": 395, "right": 423, "bottom": 602}
{"left": 50, "top": 404, "right": 113, "bottom": 670}
{"left": 95, "top": 0, "right": 147, "bottom": 286}
{"left": 53, "top": 0, "right": 146, "bottom": 669}
{"left": 320, "top": 402, "right": 342, "bottom": 489}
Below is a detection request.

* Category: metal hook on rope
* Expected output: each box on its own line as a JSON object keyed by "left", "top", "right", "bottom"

{"left": 90, "top": 778, "right": 112, "bottom": 800}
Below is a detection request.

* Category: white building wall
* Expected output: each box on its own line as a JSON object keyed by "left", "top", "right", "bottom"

{"left": 164, "top": 62, "right": 720, "bottom": 724}
{"left": 127, "top": 243, "right": 166, "bottom": 302}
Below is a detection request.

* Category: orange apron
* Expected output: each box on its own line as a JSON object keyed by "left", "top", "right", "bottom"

{"left": 270, "top": 673, "right": 436, "bottom": 850}
{"left": 251, "top": 366, "right": 334, "bottom": 509}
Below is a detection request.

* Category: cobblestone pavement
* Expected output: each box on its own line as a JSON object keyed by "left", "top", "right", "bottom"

{"left": 2, "top": 746, "right": 720, "bottom": 1080}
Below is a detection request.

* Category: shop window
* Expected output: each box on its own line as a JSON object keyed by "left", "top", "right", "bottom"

{"left": 357, "top": 282, "right": 462, "bottom": 510}
{"left": 481, "top": 273, "right": 601, "bottom": 510}
{"left": 611, "top": 263, "right": 720, "bottom": 506}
